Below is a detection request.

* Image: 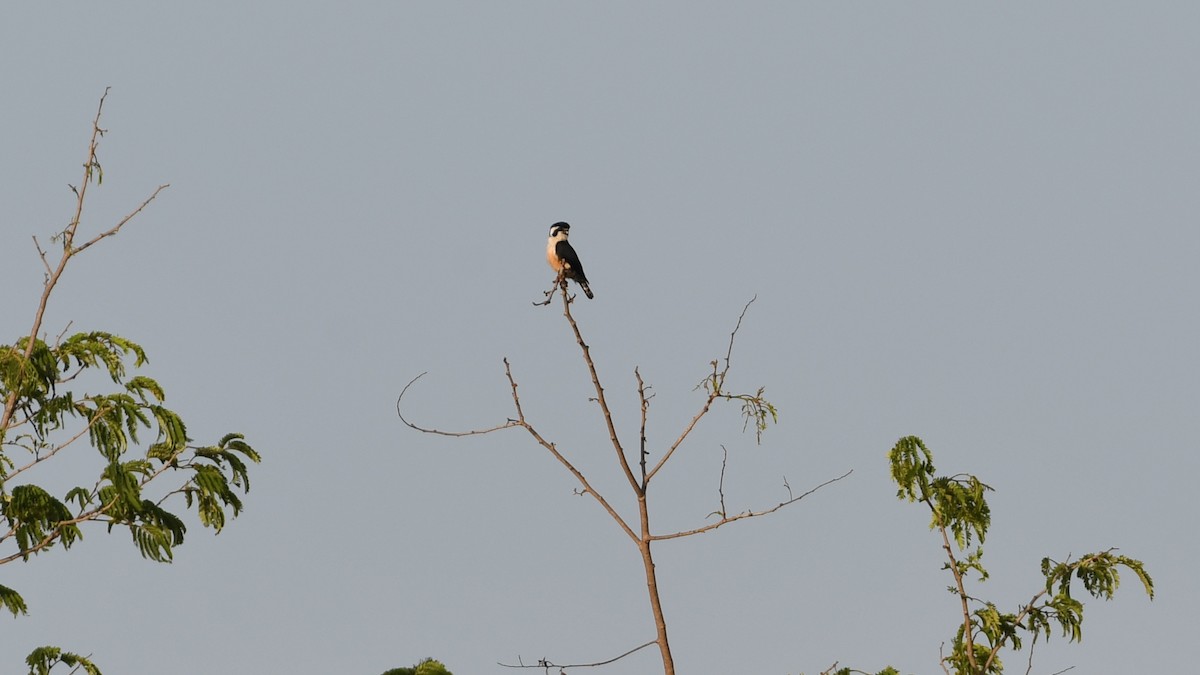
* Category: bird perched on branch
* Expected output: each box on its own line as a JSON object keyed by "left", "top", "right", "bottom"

{"left": 546, "top": 221, "right": 593, "bottom": 299}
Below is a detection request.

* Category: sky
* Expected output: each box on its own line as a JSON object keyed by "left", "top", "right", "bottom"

{"left": 2, "top": 3, "right": 1197, "bottom": 674}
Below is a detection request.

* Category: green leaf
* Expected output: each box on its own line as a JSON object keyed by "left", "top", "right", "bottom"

{"left": 102, "top": 460, "right": 142, "bottom": 510}
{"left": 25, "top": 645, "right": 103, "bottom": 675}
{"left": 124, "top": 374, "right": 165, "bottom": 403}
{"left": 0, "top": 583, "right": 29, "bottom": 617}
{"left": 149, "top": 404, "right": 188, "bottom": 454}
{"left": 5, "top": 484, "right": 77, "bottom": 559}
{"left": 930, "top": 474, "right": 992, "bottom": 549}
{"left": 888, "top": 436, "right": 935, "bottom": 502}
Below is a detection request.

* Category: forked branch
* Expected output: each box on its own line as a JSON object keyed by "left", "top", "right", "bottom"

{"left": 651, "top": 469, "right": 852, "bottom": 541}
{"left": 1, "top": 88, "right": 169, "bottom": 436}
{"left": 397, "top": 360, "right": 638, "bottom": 544}
{"left": 558, "top": 288, "right": 641, "bottom": 496}
{"left": 645, "top": 296, "right": 757, "bottom": 483}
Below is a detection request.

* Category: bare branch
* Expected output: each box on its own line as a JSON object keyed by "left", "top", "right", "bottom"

{"left": 722, "top": 295, "right": 756, "bottom": 378}
{"left": 395, "top": 362, "right": 639, "bottom": 543}
{"left": 1024, "top": 633, "right": 1039, "bottom": 675}
{"left": 53, "top": 320, "right": 75, "bottom": 348}
{"left": 396, "top": 372, "right": 521, "bottom": 437}
{"left": 645, "top": 381, "right": 718, "bottom": 483}
{"left": 33, "top": 236, "right": 52, "bottom": 277}
{"left": 938, "top": 642, "right": 952, "bottom": 675}
{"left": 499, "top": 639, "right": 657, "bottom": 669}
{"left": 501, "top": 360, "right": 638, "bottom": 544}
{"left": 71, "top": 183, "right": 170, "bottom": 256}
{"left": 559, "top": 287, "right": 641, "bottom": 496}
{"left": 533, "top": 276, "right": 566, "bottom": 306}
{"left": 819, "top": 663, "right": 881, "bottom": 675}
{"left": 62, "top": 87, "right": 111, "bottom": 251}
{"left": 709, "top": 445, "right": 728, "bottom": 519}
{"left": 635, "top": 368, "right": 651, "bottom": 486}
{"left": 652, "top": 469, "right": 852, "bottom": 541}
{"left": 645, "top": 297, "right": 758, "bottom": 483}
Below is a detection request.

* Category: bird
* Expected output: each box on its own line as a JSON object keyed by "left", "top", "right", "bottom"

{"left": 546, "top": 221, "right": 593, "bottom": 299}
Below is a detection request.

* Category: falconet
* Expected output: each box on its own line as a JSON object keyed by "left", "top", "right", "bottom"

{"left": 546, "top": 221, "right": 593, "bottom": 299}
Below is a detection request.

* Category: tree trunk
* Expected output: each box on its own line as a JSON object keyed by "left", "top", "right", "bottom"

{"left": 637, "top": 494, "right": 675, "bottom": 674}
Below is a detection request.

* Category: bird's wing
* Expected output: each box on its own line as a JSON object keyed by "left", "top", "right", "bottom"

{"left": 555, "top": 240, "right": 586, "bottom": 276}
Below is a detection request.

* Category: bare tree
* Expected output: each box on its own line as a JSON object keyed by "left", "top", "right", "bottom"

{"left": 398, "top": 282, "right": 850, "bottom": 674}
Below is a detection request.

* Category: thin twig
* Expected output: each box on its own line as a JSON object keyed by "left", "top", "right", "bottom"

{"left": 33, "top": 236, "right": 52, "bottom": 277}
{"left": 53, "top": 320, "right": 75, "bottom": 348}
{"left": 938, "top": 642, "right": 952, "bottom": 675}
{"left": 500, "top": 360, "right": 638, "bottom": 543}
{"left": 635, "top": 368, "right": 651, "bottom": 486}
{"left": 498, "top": 639, "right": 657, "bottom": 669}
{"left": 396, "top": 372, "right": 520, "bottom": 437}
{"left": 710, "top": 445, "right": 728, "bottom": 519}
{"left": 71, "top": 183, "right": 170, "bottom": 256}
{"left": 1024, "top": 633, "right": 1039, "bottom": 675}
{"left": 722, "top": 295, "right": 756, "bottom": 377}
{"left": 652, "top": 470, "right": 852, "bottom": 541}
{"left": 819, "top": 664, "right": 882, "bottom": 675}
{"left": 395, "top": 361, "right": 638, "bottom": 543}
{"left": 533, "top": 276, "right": 564, "bottom": 306}
{"left": 559, "top": 286, "right": 641, "bottom": 496}
{"left": 645, "top": 297, "right": 756, "bottom": 483}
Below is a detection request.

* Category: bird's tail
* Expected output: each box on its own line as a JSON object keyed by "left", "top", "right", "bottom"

{"left": 579, "top": 281, "right": 594, "bottom": 299}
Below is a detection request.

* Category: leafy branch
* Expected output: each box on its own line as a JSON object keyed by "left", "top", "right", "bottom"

{"left": 0, "top": 90, "right": 262, "bottom": 671}
{"left": 24, "top": 647, "right": 101, "bottom": 675}
{"left": 887, "top": 436, "right": 1152, "bottom": 675}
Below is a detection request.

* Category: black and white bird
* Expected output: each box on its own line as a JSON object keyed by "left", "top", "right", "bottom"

{"left": 546, "top": 221, "right": 593, "bottom": 299}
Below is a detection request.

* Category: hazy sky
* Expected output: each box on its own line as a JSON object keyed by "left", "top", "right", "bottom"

{"left": 3, "top": 3, "right": 1197, "bottom": 674}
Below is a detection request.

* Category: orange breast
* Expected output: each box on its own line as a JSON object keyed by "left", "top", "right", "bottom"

{"left": 546, "top": 241, "right": 564, "bottom": 272}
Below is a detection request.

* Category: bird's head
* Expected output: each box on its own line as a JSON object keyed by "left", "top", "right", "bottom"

{"left": 549, "top": 222, "right": 570, "bottom": 238}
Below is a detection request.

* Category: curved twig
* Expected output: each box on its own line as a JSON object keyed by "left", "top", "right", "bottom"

{"left": 396, "top": 362, "right": 638, "bottom": 543}
{"left": 396, "top": 372, "right": 520, "bottom": 437}
{"left": 498, "top": 639, "right": 657, "bottom": 669}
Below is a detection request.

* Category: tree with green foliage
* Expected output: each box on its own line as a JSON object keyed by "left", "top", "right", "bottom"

{"left": 821, "top": 437, "right": 1152, "bottom": 675}
{"left": 380, "top": 657, "right": 454, "bottom": 675}
{"left": 1, "top": 90, "right": 261, "bottom": 674}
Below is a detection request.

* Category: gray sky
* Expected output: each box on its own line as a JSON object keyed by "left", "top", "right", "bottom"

{"left": 3, "top": 3, "right": 1196, "bottom": 673}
